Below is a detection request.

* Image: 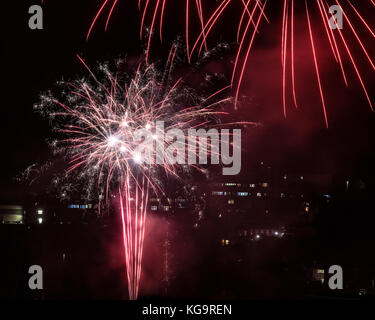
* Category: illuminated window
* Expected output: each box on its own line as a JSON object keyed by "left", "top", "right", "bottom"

{"left": 68, "top": 204, "right": 79, "bottom": 209}
{"left": 256, "top": 192, "right": 262, "bottom": 197}
{"left": 237, "top": 192, "right": 248, "bottom": 196}
{"left": 151, "top": 205, "right": 158, "bottom": 211}
{"left": 37, "top": 217, "right": 43, "bottom": 224}
{"left": 225, "top": 240, "right": 230, "bottom": 245}
{"left": 163, "top": 206, "right": 170, "bottom": 212}
{"left": 228, "top": 199, "right": 235, "bottom": 204}
{"left": 280, "top": 193, "right": 285, "bottom": 198}
{"left": 37, "top": 209, "right": 43, "bottom": 215}
{"left": 212, "top": 191, "right": 224, "bottom": 196}
{"left": 249, "top": 184, "right": 255, "bottom": 188}
{"left": 313, "top": 269, "right": 325, "bottom": 284}
{"left": 225, "top": 183, "right": 236, "bottom": 186}
{"left": 261, "top": 183, "right": 269, "bottom": 188}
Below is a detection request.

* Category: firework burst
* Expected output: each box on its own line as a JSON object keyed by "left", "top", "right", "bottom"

{"left": 85, "top": 0, "right": 374, "bottom": 126}
{"left": 34, "top": 55, "right": 250, "bottom": 299}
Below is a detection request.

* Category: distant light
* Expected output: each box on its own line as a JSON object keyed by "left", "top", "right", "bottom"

{"left": 37, "top": 217, "right": 43, "bottom": 224}
{"left": 256, "top": 234, "right": 260, "bottom": 239}
{"left": 133, "top": 153, "right": 142, "bottom": 163}
{"left": 152, "top": 134, "right": 158, "bottom": 140}
{"left": 121, "top": 121, "right": 128, "bottom": 127}
{"left": 274, "top": 231, "right": 279, "bottom": 236}
{"left": 108, "top": 135, "right": 119, "bottom": 147}
{"left": 37, "top": 209, "right": 43, "bottom": 215}
{"left": 145, "top": 123, "right": 151, "bottom": 130}
{"left": 120, "top": 146, "right": 126, "bottom": 152}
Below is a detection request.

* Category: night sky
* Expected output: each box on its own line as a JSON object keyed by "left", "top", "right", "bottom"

{"left": 2, "top": 0, "right": 375, "bottom": 184}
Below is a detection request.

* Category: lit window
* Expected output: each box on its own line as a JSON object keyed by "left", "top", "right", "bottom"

{"left": 68, "top": 204, "right": 79, "bottom": 209}
{"left": 37, "top": 209, "right": 43, "bottom": 215}
{"left": 261, "top": 183, "right": 268, "bottom": 188}
{"left": 225, "top": 183, "right": 236, "bottom": 186}
{"left": 225, "top": 240, "right": 230, "bottom": 245}
{"left": 228, "top": 199, "right": 235, "bottom": 204}
{"left": 237, "top": 192, "right": 248, "bottom": 196}
{"left": 249, "top": 184, "right": 255, "bottom": 188}
{"left": 151, "top": 205, "right": 158, "bottom": 211}
{"left": 256, "top": 192, "right": 262, "bottom": 197}
{"left": 280, "top": 193, "right": 285, "bottom": 198}
{"left": 212, "top": 191, "right": 224, "bottom": 196}
{"left": 163, "top": 206, "right": 170, "bottom": 212}
{"left": 37, "top": 217, "right": 43, "bottom": 224}
{"left": 314, "top": 269, "right": 325, "bottom": 284}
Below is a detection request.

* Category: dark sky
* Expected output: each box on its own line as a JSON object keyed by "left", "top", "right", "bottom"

{"left": 2, "top": 0, "right": 375, "bottom": 184}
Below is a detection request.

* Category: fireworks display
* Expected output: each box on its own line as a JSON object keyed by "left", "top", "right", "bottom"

{"left": 85, "top": 0, "right": 374, "bottom": 126}
{"left": 34, "top": 56, "right": 248, "bottom": 299}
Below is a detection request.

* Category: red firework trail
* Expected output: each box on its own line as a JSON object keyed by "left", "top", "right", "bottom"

{"left": 86, "top": 0, "right": 374, "bottom": 126}
{"left": 280, "top": 0, "right": 374, "bottom": 127}
{"left": 119, "top": 176, "right": 149, "bottom": 300}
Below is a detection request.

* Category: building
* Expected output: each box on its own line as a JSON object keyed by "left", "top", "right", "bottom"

{"left": 0, "top": 204, "right": 24, "bottom": 224}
